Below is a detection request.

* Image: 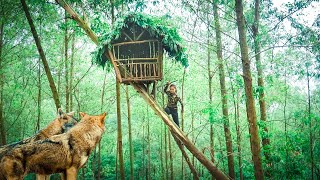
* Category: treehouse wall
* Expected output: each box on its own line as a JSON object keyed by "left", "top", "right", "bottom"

{"left": 109, "top": 23, "right": 163, "bottom": 83}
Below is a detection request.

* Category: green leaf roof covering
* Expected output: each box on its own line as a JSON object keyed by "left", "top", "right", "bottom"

{"left": 93, "top": 12, "right": 188, "bottom": 69}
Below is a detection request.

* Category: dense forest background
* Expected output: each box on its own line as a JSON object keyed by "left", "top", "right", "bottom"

{"left": 0, "top": 0, "right": 319, "bottom": 179}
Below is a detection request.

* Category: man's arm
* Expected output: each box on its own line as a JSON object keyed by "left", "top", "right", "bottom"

{"left": 164, "top": 82, "right": 170, "bottom": 94}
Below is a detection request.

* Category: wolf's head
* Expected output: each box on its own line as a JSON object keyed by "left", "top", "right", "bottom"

{"left": 57, "top": 108, "right": 77, "bottom": 132}
{"left": 79, "top": 112, "right": 107, "bottom": 130}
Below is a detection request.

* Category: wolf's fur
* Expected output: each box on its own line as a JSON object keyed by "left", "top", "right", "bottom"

{"left": 0, "top": 108, "right": 76, "bottom": 160}
{"left": 1, "top": 112, "right": 106, "bottom": 180}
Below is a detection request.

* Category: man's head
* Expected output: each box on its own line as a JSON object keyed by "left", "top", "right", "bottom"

{"left": 169, "top": 84, "right": 177, "bottom": 94}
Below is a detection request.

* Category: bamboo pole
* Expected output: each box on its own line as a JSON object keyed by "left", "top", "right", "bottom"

{"left": 55, "top": 0, "right": 98, "bottom": 45}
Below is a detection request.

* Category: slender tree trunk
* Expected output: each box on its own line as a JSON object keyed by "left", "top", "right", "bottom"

{"left": 147, "top": 107, "right": 151, "bottom": 180}
{"left": 64, "top": 10, "right": 70, "bottom": 112}
{"left": 252, "top": 0, "right": 272, "bottom": 175}
{"left": 191, "top": 111, "right": 195, "bottom": 167}
{"left": 235, "top": 90, "right": 243, "bottom": 180}
{"left": 70, "top": 32, "right": 75, "bottom": 110}
{"left": 168, "top": 129, "right": 174, "bottom": 180}
{"left": 164, "top": 123, "right": 169, "bottom": 180}
{"left": 235, "top": 0, "right": 264, "bottom": 179}
{"left": 212, "top": 1, "right": 235, "bottom": 179}
{"left": 126, "top": 86, "right": 134, "bottom": 180}
{"left": 181, "top": 68, "right": 185, "bottom": 179}
{"left": 36, "top": 18, "right": 43, "bottom": 133}
{"left": 21, "top": 0, "right": 61, "bottom": 109}
{"left": 58, "top": 46, "right": 63, "bottom": 95}
{"left": 206, "top": 14, "right": 215, "bottom": 180}
{"left": 307, "top": 66, "right": 314, "bottom": 180}
{"left": 284, "top": 68, "right": 289, "bottom": 177}
{"left": 0, "top": 10, "right": 6, "bottom": 145}
{"left": 36, "top": 57, "right": 41, "bottom": 132}
{"left": 116, "top": 138, "right": 118, "bottom": 180}
{"left": 116, "top": 81, "right": 125, "bottom": 180}
{"left": 160, "top": 120, "right": 164, "bottom": 179}
{"left": 99, "top": 73, "right": 107, "bottom": 180}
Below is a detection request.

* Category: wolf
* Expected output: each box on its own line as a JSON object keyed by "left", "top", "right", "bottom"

{"left": 0, "top": 108, "right": 76, "bottom": 159}
{"left": 0, "top": 111, "right": 107, "bottom": 180}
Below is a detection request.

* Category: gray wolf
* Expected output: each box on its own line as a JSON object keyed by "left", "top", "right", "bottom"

{"left": 0, "top": 111, "right": 106, "bottom": 180}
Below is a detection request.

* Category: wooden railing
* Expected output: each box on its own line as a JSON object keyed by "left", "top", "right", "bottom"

{"left": 112, "top": 40, "right": 163, "bottom": 82}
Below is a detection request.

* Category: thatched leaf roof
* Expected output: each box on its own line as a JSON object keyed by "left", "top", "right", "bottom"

{"left": 93, "top": 12, "right": 188, "bottom": 70}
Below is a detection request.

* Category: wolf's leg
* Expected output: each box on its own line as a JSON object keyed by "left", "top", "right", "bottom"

{"left": 66, "top": 167, "right": 77, "bottom": 180}
{"left": 36, "top": 174, "right": 50, "bottom": 180}
{"left": 60, "top": 172, "right": 67, "bottom": 180}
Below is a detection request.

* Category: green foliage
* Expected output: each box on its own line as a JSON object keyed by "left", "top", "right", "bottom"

{"left": 93, "top": 12, "right": 188, "bottom": 69}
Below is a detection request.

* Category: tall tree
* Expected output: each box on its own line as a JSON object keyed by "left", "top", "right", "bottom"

{"left": 306, "top": 64, "right": 314, "bottom": 180}
{"left": 21, "top": 0, "right": 61, "bottom": 109}
{"left": 0, "top": 1, "right": 6, "bottom": 145}
{"left": 116, "top": 81, "right": 125, "bottom": 180}
{"left": 252, "top": 0, "right": 272, "bottom": 173}
{"left": 69, "top": 32, "right": 75, "bottom": 111}
{"left": 212, "top": 1, "right": 235, "bottom": 178}
{"left": 126, "top": 86, "right": 134, "bottom": 180}
{"left": 64, "top": 10, "right": 70, "bottom": 112}
{"left": 205, "top": 9, "right": 215, "bottom": 180}
{"left": 235, "top": 0, "right": 264, "bottom": 179}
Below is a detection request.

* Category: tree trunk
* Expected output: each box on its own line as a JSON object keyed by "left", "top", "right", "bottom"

{"left": 36, "top": 57, "right": 41, "bottom": 132}
{"left": 147, "top": 107, "right": 151, "bottom": 180}
{"left": 164, "top": 123, "right": 169, "bottom": 180}
{"left": 252, "top": 0, "right": 272, "bottom": 175}
{"left": 207, "top": 14, "right": 214, "bottom": 170}
{"left": 160, "top": 123, "right": 164, "bottom": 179}
{"left": 116, "top": 81, "right": 125, "bottom": 180}
{"left": 168, "top": 129, "right": 174, "bottom": 180}
{"left": 235, "top": 90, "right": 243, "bottom": 180}
{"left": 212, "top": 2, "right": 235, "bottom": 179}
{"left": 21, "top": 0, "right": 61, "bottom": 109}
{"left": 235, "top": 0, "right": 264, "bottom": 179}
{"left": 126, "top": 86, "right": 134, "bottom": 180}
{"left": 181, "top": 68, "right": 186, "bottom": 179}
{"left": 307, "top": 66, "right": 314, "bottom": 180}
{"left": 284, "top": 68, "right": 289, "bottom": 177}
{"left": 0, "top": 11, "right": 6, "bottom": 145}
{"left": 99, "top": 72, "right": 107, "bottom": 180}
{"left": 206, "top": 13, "right": 215, "bottom": 180}
{"left": 70, "top": 33, "right": 75, "bottom": 110}
{"left": 64, "top": 10, "right": 70, "bottom": 112}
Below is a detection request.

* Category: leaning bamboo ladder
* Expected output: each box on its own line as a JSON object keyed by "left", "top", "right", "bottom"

{"left": 55, "top": 1, "right": 229, "bottom": 178}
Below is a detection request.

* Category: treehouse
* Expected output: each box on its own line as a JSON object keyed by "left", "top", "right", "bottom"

{"left": 95, "top": 13, "right": 188, "bottom": 86}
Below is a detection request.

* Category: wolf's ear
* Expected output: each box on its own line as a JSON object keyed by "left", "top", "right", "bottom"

{"left": 58, "top": 108, "right": 65, "bottom": 117}
{"left": 68, "top": 111, "right": 75, "bottom": 116}
{"left": 100, "top": 112, "right": 107, "bottom": 123}
{"left": 79, "top": 112, "right": 86, "bottom": 117}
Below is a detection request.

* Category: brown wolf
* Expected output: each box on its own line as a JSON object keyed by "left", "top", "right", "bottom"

{"left": 0, "top": 108, "right": 76, "bottom": 159}
{"left": 0, "top": 112, "right": 106, "bottom": 180}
